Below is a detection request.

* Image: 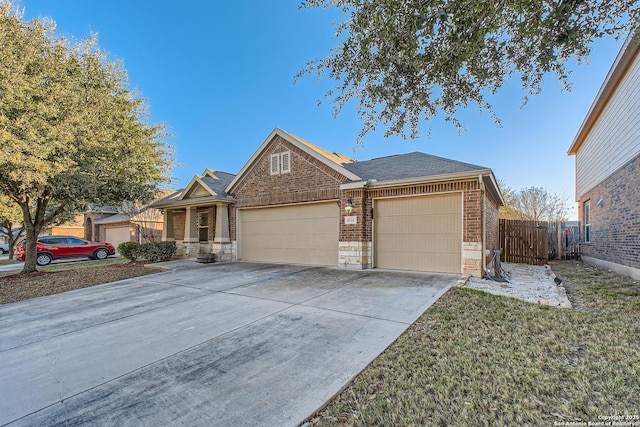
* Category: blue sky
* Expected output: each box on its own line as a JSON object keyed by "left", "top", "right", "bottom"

{"left": 20, "top": 1, "right": 625, "bottom": 219}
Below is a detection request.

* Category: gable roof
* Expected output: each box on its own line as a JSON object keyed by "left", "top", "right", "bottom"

{"left": 225, "top": 128, "right": 361, "bottom": 193}
{"left": 152, "top": 170, "right": 235, "bottom": 209}
{"left": 280, "top": 129, "right": 355, "bottom": 167}
{"left": 568, "top": 30, "right": 640, "bottom": 155}
{"left": 179, "top": 170, "right": 236, "bottom": 200}
{"left": 343, "top": 152, "right": 488, "bottom": 182}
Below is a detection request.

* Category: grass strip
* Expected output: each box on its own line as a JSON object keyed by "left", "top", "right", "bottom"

{"left": 306, "top": 261, "right": 640, "bottom": 426}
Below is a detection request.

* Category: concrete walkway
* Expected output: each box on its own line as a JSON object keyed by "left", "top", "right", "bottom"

{"left": 0, "top": 261, "right": 457, "bottom": 426}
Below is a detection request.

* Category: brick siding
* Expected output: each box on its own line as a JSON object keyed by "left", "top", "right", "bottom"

{"left": 484, "top": 191, "right": 500, "bottom": 253}
{"left": 172, "top": 210, "right": 186, "bottom": 241}
{"left": 579, "top": 152, "right": 640, "bottom": 269}
{"left": 232, "top": 136, "right": 347, "bottom": 208}
{"left": 363, "top": 179, "right": 484, "bottom": 243}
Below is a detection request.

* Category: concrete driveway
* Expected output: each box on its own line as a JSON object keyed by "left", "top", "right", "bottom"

{"left": 0, "top": 261, "right": 458, "bottom": 426}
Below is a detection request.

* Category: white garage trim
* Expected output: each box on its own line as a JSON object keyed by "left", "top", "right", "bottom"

{"left": 238, "top": 201, "right": 339, "bottom": 266}
{"left": 373, "top": 192, "right": 463, "bottom": 274}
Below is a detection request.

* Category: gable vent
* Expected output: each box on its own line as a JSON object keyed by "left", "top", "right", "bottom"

{"left": 281, "top": 151, "right": 291, "bottom": 173}
{"left": 270, "top": 154, "right": 280, "bottom": 175}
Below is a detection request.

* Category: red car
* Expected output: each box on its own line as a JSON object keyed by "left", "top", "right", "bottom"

{"left": 14, "top": 236, "right": 116, "bottom": 266}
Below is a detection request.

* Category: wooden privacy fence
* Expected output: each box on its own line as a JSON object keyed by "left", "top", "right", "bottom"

{"left": 548, "top": 221, "right": 581, "bottom": 260}
{"left": 499, "top": 219, "right": 549, "bottom": 265}
{"left": 499, "top": 219, "right": 582, "bottom": 265}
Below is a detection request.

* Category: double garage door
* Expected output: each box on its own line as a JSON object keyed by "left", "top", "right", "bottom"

{"left": 238, "top": 193, "right": 462, "bottom": 274}
{"left": 238, "top": 202, "right": 339, "bottom": 266}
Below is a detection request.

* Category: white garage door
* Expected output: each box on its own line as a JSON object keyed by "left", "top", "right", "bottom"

{"left": 239, "top": 202, "right": 339, "bottom": 266}
{"left": 104, "top": 227, "right": 132, "bottom": 254}
{"left": 375, "top": 193, "right": 462, "bottom": 274}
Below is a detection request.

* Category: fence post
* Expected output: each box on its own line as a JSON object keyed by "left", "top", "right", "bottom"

{"left": 557, "top": 221, "right": 562, "bottom": 260}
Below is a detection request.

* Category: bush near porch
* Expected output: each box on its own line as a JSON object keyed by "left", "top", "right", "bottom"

{"left": 118, "top": 241, "right": 177, "bottom": 262}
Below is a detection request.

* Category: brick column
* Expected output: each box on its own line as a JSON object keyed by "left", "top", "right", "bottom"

{"left": 338, "top": 190, "right": 372, "bottom": 269}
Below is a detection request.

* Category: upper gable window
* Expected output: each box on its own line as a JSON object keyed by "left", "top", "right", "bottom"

{"left": 270, "top": 154, "right": 280, "bottom": 175}
{"left": 270, "top": 151, "right": 291, "bottom": 175}
{"left": 280, "top": 151, "right": 291, "bottom": 174}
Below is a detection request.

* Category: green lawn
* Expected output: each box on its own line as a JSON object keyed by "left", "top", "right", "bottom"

{"left": 305, "top": 261, "right": 640, "bottom": 426}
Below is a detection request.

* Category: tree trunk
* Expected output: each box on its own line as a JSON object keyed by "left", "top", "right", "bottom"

{"left": 6, "top": 225, "right": 24, "bottom": 260}
{"left": 22, "top": 226, "right": 40, "bottom": 273}
{"left": 19, "top": 200, "right": 46, "bottom": 274}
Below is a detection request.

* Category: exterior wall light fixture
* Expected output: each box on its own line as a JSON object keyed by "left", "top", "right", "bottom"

{"left": 344, "top": 198, "right": 353, "bottom": 215}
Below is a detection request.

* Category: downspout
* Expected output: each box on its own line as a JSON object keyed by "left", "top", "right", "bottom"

{"left": 479, "top": 175, "right": 486, "bottom": 276}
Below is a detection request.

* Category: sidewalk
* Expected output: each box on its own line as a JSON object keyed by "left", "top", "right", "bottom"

{"left": 0, "top": 262, "right": 21, "bottom": 272}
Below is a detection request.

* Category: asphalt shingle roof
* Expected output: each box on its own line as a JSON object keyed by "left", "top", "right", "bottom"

{"left": 200, "top": 172, "right": 236, "bottom": 197}
{"left": 343, "top": 152, "right": 487, "bottom": 183}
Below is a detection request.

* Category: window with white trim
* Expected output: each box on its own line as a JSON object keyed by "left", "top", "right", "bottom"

{"left": 584, "top": 201, "right": 591, "bottom": 243}
{"left": 270, "top": 151, "right": 292, "bottom": 175}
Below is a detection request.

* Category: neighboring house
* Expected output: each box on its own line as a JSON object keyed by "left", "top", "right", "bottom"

{"left": 84, "top": 194, "right": 173, "bottom": 251}
{"left": 568, "top": 32, "right": 640, "bottom": 280}
{"left": 154, "top": 128, "right": 503, "bottom": 277}
{"left": 46, "top": 214, "right": 85, "bottom": 238}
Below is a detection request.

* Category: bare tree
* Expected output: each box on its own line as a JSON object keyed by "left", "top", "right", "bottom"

{"left": 120, "top": 190, "right": 171, "bottom": 243}
{"left": 510, "top": 187, "right": 570, "bottom": 222}
{"left": 496, "top": 178, "right": 522, "bottom": 220}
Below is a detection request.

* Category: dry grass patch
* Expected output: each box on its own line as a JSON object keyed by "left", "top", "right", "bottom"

{"left": 306, "top": 261, "right": 640, "bottom": 426}
{"left": 0, "top": 259, "right": 163, "bottom": 305}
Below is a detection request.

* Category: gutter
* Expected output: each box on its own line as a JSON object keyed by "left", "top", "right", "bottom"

{"left": 339, "top": 169, "right": 494, "bottom": 191}
{"left": 152, "top": 196, "right": 235, "bottom": 210}
{"left": 479, "top": 174, "right": 487, "bottom": 276}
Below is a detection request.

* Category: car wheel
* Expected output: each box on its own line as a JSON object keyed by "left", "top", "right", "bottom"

{"left": 36, "top": 253, "right": 53, "bottom": 266}
{"left": 94, "top": 248, "right": 109, "bottom": 260}
{"left": 0, "top": 248, "right": 5, "bottom": 254}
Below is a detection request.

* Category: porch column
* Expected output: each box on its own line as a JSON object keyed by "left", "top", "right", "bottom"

{"left": 184, "top": 206, "right": 198, "bottom": 243}
{"left": 161, "top": 210, "right": 175, "bottom": 241}
{"left": 214, "top": 202, "right": 230, "bottom": 243}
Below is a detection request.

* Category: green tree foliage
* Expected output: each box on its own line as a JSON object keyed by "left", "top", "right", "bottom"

{"left": 0, "top": 2, "right": 173, "bottom": 272}
{"left": 298, "top": 0, "right": 639, "bottom": 141}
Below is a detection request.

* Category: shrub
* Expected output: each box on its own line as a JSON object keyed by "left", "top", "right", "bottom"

{"left": 135, "top": 241, "right": 176, "bottom": 262}
{"left": 118, "top": 241, "right": 140, "bottom": 261}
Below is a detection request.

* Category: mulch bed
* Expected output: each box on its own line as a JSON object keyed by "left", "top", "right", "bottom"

{"left": 0, "top": 263, "right": 163, "bottom": 305}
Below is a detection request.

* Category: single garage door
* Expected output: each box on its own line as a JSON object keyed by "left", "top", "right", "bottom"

{"left": 374, "top": 193, "right": 462, "bottom": 274}
{"left": 239, "top": 202, "right": 338, "bottom": 266}
{"left": 104, "top": 227, "right": 132, "bottom": 255}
